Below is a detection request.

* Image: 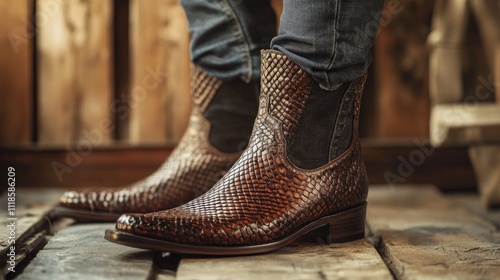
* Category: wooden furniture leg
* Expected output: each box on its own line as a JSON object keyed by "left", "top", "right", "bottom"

{"left": 469, "top": 146, "right": 500, "bottom": 208}
{"left": 427, "top": 0, "right": 468, "bottom": 104}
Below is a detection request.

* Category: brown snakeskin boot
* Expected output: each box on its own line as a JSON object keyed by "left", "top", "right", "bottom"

{"left": 55, "top": 68, "right": 259, "bottom": 221}
{"left": 105, "top": 50, "right": 369, "bottom": 255}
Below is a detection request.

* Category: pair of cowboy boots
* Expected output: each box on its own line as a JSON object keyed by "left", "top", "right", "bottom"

{"left": 57, "top": 50, "right": 369, "bottom": 255}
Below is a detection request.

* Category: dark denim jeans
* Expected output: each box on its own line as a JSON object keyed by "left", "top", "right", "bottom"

{"left": 180, "top": 0, "right": 384, "bottom": 89}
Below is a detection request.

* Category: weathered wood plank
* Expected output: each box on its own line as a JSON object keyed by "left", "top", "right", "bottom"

{"left": 367, "top": 185, "right": 500, "bottom": 279}
{"left": 373, "top": 0, "right": 433, "bottom": 139}
{"left": 37, "top": 0, "right": 113, "bottom": 145}
{"left": 0, "top": 189, "right": 61, "bottom": 253}
{"left": 0, "top": 1, "right": 33, "bottom": 145}
{"left": 156, "top": 273, "right": 176, "bottom": 280}
{"left": 176, "top": 236, "right": 392, "bottom": 280}
{"left": 0, "top": 188, "right": 61, "bottom": 276}
{"left": 161, "top": 1, "right": 192, "bottom": 143}
{"left": 448, "top": 193, "right": 500, "bottom": 230}
{"left": 128, "top": 0, "right": 191, "bottom": 144}
{"left": 18, "top": 224, "right": 155, "bottom": 280}
{"left": 4, "top": 231, "right": 47, "bottom": 276}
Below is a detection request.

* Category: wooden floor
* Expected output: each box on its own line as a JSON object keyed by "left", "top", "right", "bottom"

{"left": 2, "top": 186, "right": 499, "bottom": 280}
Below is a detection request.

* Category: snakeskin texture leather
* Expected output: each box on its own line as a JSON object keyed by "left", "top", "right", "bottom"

{"left": 59, "top": 68, "right": 241, "bottom": 214}
{"left": 115, "top": 50, "right": 369, "bottom": 247}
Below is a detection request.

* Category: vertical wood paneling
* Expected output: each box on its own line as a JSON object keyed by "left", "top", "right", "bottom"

{"left": 128, "top": 0, "right": 190, "bottom": 144}
{"left": 0, "top": 1, "right": 32, "bottom": 145}
{"left": 373, "top": 0, "right": 432, "bottom": 138}
{"left": 37, "top": 0, "right": 74, "bottom": 144}
{"left": 161, "top": 0, "right": 191, "bottom": 143}
{"left": 271, "top": 0, "right": 283, "bottom": 27}
{"left": 80, "top": 1, "right": 114, "bottom": 144}
{"left": 37, "top": 0, "right": 113, "bottom": 145}
{"left": 496, "top": 44, "right": 500, "bottom": 102}
{"left": 3, "top": 0, "right": 491, "bottom": 146}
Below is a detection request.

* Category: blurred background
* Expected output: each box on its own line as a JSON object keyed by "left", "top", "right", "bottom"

{"left": 0, "top": 0, "right": 498, "bottom": 196}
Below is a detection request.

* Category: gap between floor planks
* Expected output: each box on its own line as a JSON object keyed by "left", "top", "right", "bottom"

{"left": 0, "top": 189, "right": 64, "bottom": 276}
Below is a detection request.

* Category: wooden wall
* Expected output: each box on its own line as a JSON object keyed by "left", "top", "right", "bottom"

{"left": 0, "top": 0, "right": 485, "bottom": 190}
{"left": 37, "top": 0, "right": 114, "bottom": 145}
{"left": 0, "top": 0, "right": 192, "bottom": 147}
{"left": 370, "top": 0, "right": 434, "bottom": 139}
{"left": 0, "top": 0, "right": 490, "bottom": 147}
{"left": 0, "top": 0, "right": 33, "bottom": 145}
{"left": 127, "top": 0, "right": 190, "bottom": 144}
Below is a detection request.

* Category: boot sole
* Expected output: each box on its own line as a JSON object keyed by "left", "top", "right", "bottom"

{"left": 104, "top": 202, "right": 366, "bottom": 256}
{"left": 53, "top": 206, "right": 121, "bottom": 222}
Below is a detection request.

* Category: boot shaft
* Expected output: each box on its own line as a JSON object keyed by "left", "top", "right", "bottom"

{"left": 189, "top": 67, "right": 259, "bottom": 153}
{"left": 259, "top": 50, "right": 367, "bottom": 170}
